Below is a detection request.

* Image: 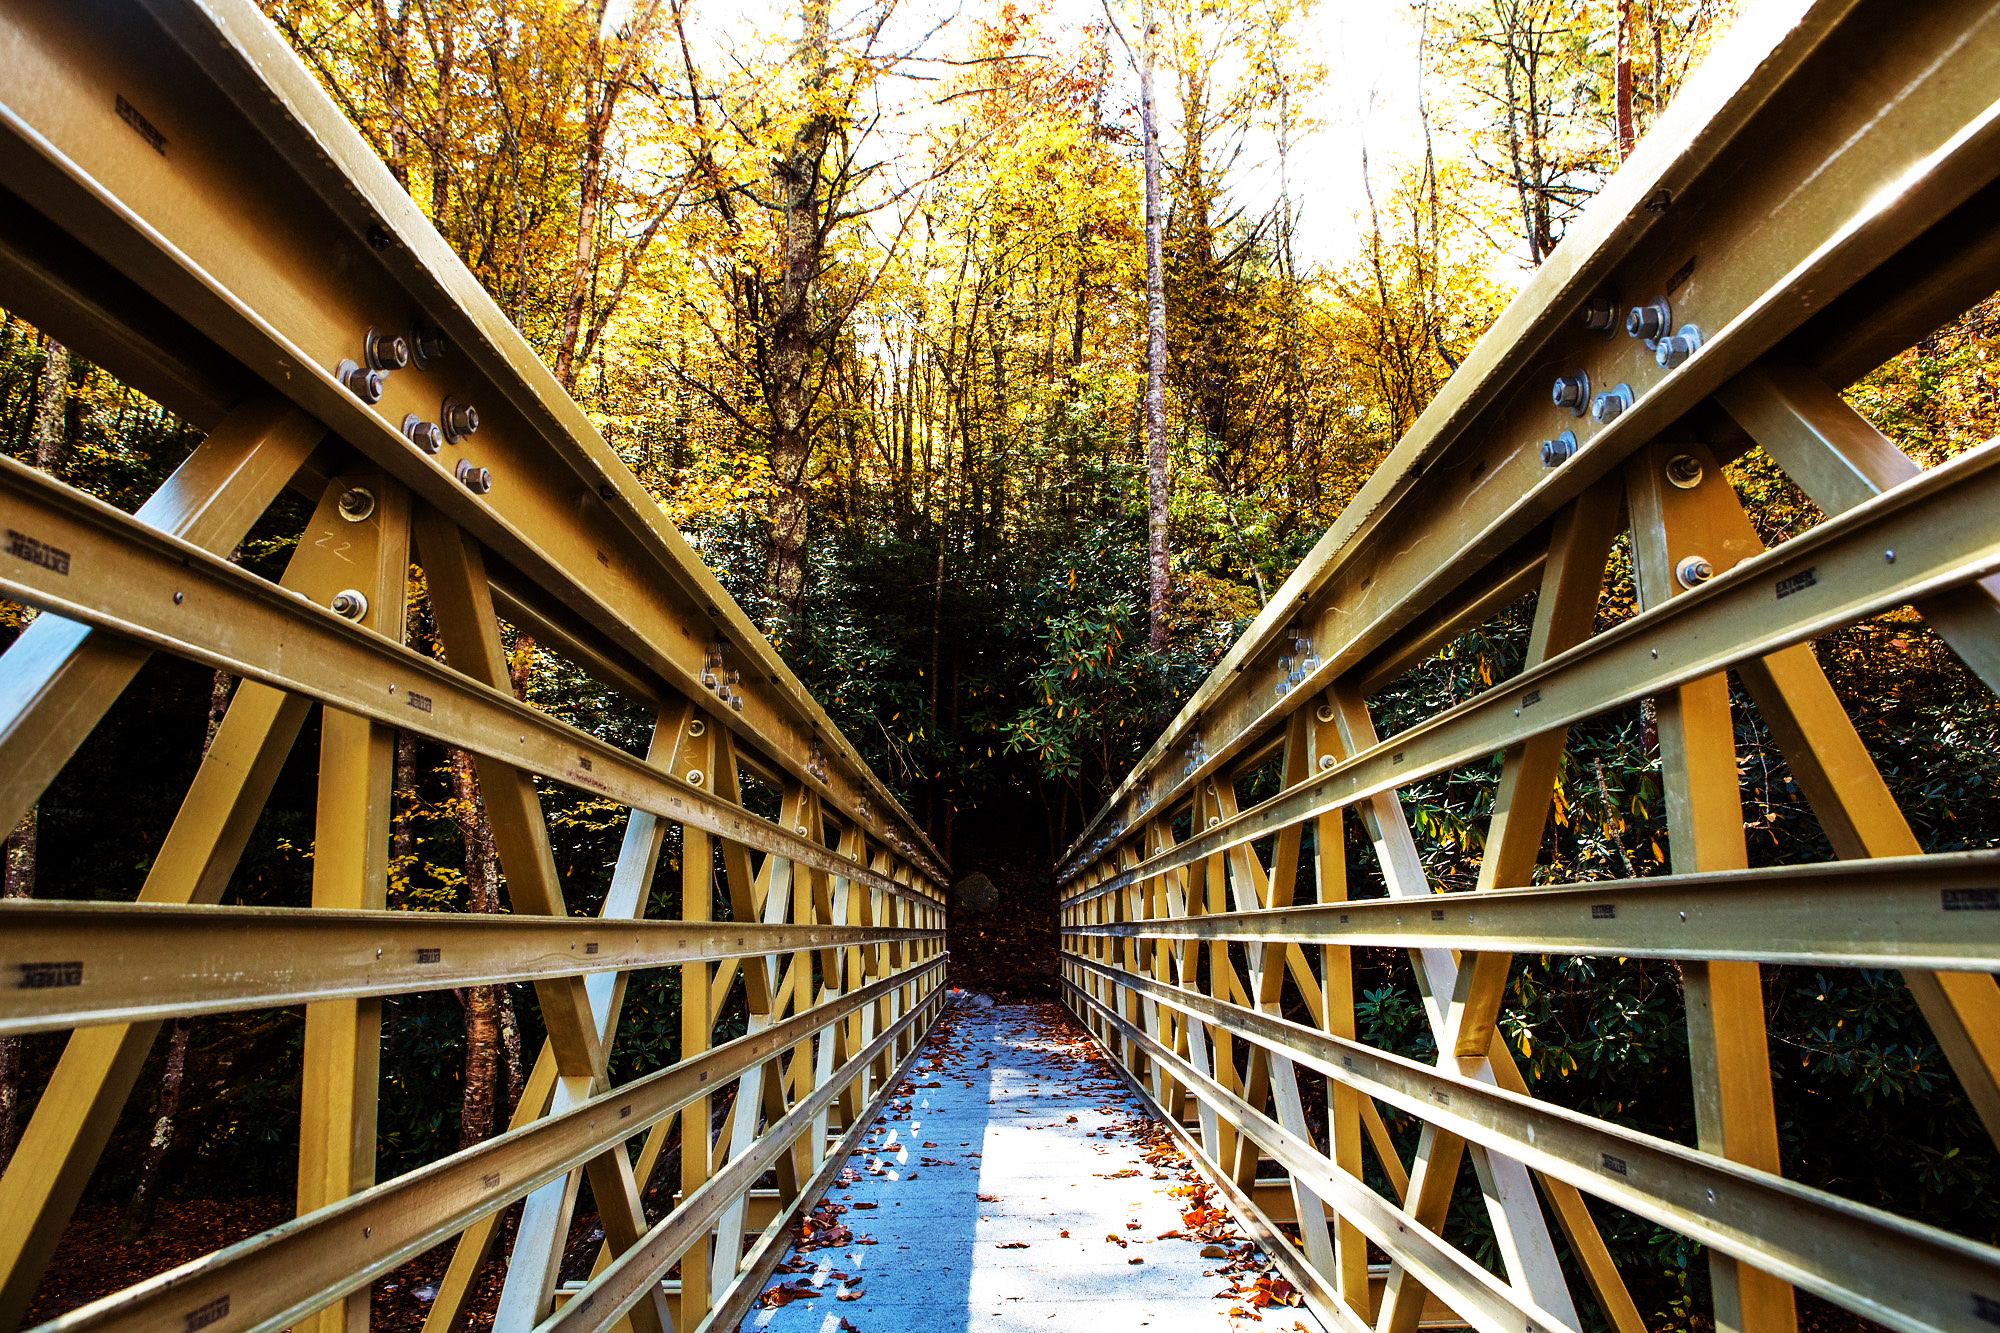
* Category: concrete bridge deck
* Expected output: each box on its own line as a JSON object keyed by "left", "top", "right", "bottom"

{"left": 739, "top": 1001, "right": 1307, "bottom": 1333}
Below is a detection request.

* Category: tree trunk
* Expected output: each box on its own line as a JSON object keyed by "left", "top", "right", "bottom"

{"left": 368, "top": 0, "right": 412, "bottom": 189}
{"left": 762, "top": 0, "right": 837, "bottom": 623}
{"left": 1140, "top": 0, "right": 1171, "bottom": 651}
{"left": 448, "top": 748, "right": 503, "bottom": 1146}
{"left": 119, "top": 1018, "right": 191, "bottom": 1239}
{"left": 1614, "top": 0, "right": 1636, "bottom": 160}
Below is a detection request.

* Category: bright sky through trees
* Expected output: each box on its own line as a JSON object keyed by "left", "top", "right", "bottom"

{"left": 662, "top": 0, "right": 1426, "bottom": 265}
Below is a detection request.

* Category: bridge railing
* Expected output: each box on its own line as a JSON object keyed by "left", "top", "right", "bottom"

{"left": 1059, "top": 2, "right": 2000, "bottom": 1330}
{"left": 0, "top": 2, "right": 947, "bottom": 1329}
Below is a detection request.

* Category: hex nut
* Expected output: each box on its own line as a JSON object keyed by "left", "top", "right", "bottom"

{"left": 1551, "top": 372, "right": 1590, "bottom": 415}
{"left": 441, "top": 397, "right": 480, "bottom": 442}
{"left": 402, "top": 414, "right": 445, "bottom": 455}
{"left": 1581, "top": 298, "right": 1619, "bottom": 335}
{"left": 411, "top": 325, "right": 447, "bottom": 369}
{"left": 455, "top": 459, "right": 493, "bottom": 494}
{"left": 365, "top": 328, "right": 410, "bottom": 372}
{"left": 337, "top": 486, "right": 376, "bottom": 522}
{"left": 1665, "top": 454, "right": 1704, "bottom": 488}
{"left": 1656, "top": 324, "right": 1703, "bottom": 369}
{"left": 1626, "top": 298, "right": 1671, "bottom": 341}
{"left": 330, "top": 588, "right": 370, "bottom": 620}
{"left": 336, "top": 359, "right": 385, "bottom": 404}
{"left": 1591, "top": 384, "right": 1634, "bottom": 423}
{"left": 1540, "top": 430, "right": 1578, "bottom": 468}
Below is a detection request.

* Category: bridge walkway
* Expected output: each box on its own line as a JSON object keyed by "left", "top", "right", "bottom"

{"left": 738, "top": 999, "right": 1291, "bottom": 1333}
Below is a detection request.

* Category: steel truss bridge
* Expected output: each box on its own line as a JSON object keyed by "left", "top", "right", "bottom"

{"left": 0, "top": 0, "right": 1996, "bottom": 1331}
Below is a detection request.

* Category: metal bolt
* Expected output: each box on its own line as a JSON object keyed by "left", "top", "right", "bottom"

{"left": 1656, "top": 324, "right": 1702, "bottom": 369}
{"left": 688, "top": 718, "right": 706, "bottom": 737}
{"left": 331, "top": 588, "right": 370, "bottom": 620}
{"left": 411, "top": 325, "right": 447, "bottom": 368}
{"left": 336, "top": 359, "right": 385, "bottom": 404}
{"left": 1551, "top": 372, "right": 1590, "bottom": 415}
{"left": 441, "top": 397, "right": 480, "bottom": 442}
{"left": 402, "top": 414, "right": 445, "bottom": 455}
{"left": 365, "top": 327, "right": 410, "bottom": 372}
{"left": 685, "top": 768, "right": 705, "bottom": 787}
{"left": 1315, "top": 703, "right": 1335, "bottom": 723}
{"left": 173, "top": 590, "right": 184, "bottom": 605}
{"left": 1679, "top": 911, "right": 1688, "bottom": 922}
{"left": 1581, "top": 297, "right": 1619, "bottom": 335}
{"left": 1626, "top": 298, "right": 1671, "bottom": 341}
{"left": 455, "top": 459, "right": 493, "bottom": 494}
{"left": 337, "top": 486, "right": 377, "bottom": 521}
{"left": 1884, "top": 549, "right": 1897, "bottom": 564}
{"left": 1665, "top": 454, "right": 1704, "bottom": 488}
{"left": 1540, "top": 430, "right": 1577, "bottom": 468}
{"left": 1591, "top": 385, "right": 1633, "bottom": 423}
{"left": 1675, "top": 555, "right": 1715, "bottom": 589}
{"left": 1318, "top": 754, "right": 1335, "bottom": 770}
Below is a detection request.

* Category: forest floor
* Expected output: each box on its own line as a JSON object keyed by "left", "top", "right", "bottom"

{"left": 940, "top": 802, "right": 1061, "bottom": 999}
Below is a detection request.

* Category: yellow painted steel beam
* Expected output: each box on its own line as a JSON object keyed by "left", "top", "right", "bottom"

{"left": 30, "top": 958, "right": 945, "bottom": 1333}
{"left": 1064, "top": 967, "right": 2000, "bottom": 1333}
{"left": 0, "top": 456, "right": 937, "bottom": 907}
{"left": 1063, "top": 978, "right": 1573, "bottom": 1333}
{"left": 1063, "top": 424, "right": 2000, "bottom": 907}
{"left": 1063, "top": 852, "right": 2000, "bottom": 971}
{"left": 0, "top": 901, "right": 939, "bottom": 1035}
{"left": 542, "top": 991, "right": 946, "bottom": 1332}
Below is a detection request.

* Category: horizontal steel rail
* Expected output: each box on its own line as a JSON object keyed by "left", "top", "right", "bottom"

{"left": 0, "top": 900, "right": 936, "bottom": 1035}
{"left": 0, "top": 456, "right": 932, "bottom": 909}
{"left": 39, "top": 960, "right": 945, "bottom": 1333}
{"left": 1065, "top": 429, "right": 2000, "bottom": 905}
{"left": 1064, "top": 974, "right": 2000, "bottom": 1333}
{"left": 1058, "top": 3, "right": 2000, "bottom": 1331}
{"left": 1066, "top": 851, "right": 2000, "bottom": 971}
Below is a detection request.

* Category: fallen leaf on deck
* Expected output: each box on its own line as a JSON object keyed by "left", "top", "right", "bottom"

{"left": 757, "top": 1281, "right": 818, "bottom": 1308}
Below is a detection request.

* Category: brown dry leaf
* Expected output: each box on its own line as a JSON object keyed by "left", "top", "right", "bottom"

{"left": 837, "top": 1289, "right": 865, "bottom": 1302}
{"left": 995, "top": 1241, "right": 1031, "bottom": 1249}
{"left": 1127, "top": 1257, "right": 1145, "bottom": 1265}
{"left": 1104, "top": 1234, "right": 1128, "bottom": 1248}
{"left": 851, "top": 1202, "right": 878, "bottom": 1210}
{"left": 1059, "top": 1229, "right": 1070, "bottom": 1238}
{"left": 757, "top": 1281, "right": 819, "bottom": 1308}
{"left": 976, "top": 1194, "right": 1001, "bottom": 1203}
